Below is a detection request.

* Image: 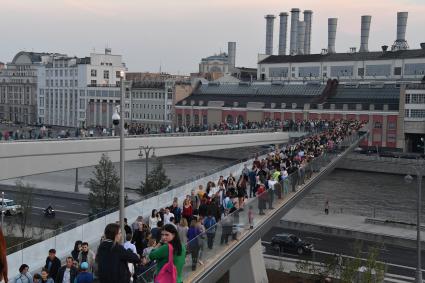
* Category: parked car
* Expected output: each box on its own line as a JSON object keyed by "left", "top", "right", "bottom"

{"left": 0, "top": 198, "right": 22, "bottom": 216}
{"left": 271, "top": 233, "right": 313, "bottom": 255}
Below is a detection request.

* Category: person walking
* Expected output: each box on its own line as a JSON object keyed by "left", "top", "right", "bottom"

{"left": 75, "top": 262, "right": 93, "bottom": 283}
{"left": 148, "top": 224, "right": 186, "bottom": 283}
{"left": 77, "top": 243, "right": 96, "bottom": 274}
{"left": 13, "top": 264, "right": 32, "bottom": 283}
{"left": 71, "top": 241, "right": 82, "bottom": 262}
{"left": 96, "top": 223, "right": 140, "bottom": 283}
{"left": 187, "top": 220, "right": 201, "bottom": 271}
{"left": 203, "top": 213, "right": 217, "bottom": 249}
{"left": 44, "top": 249, "right": 61, "bottom": 281}
{"left": 56, "top": 257, "right": 77, "bottom": 283}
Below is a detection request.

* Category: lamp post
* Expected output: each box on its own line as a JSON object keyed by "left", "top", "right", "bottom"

{"left": 138, "top": 146, "right": 156, "bottom": 195}
{"left": 404, "top": 159, "right": 424, "bottom": 283}
{"left": 112, "top": 71, "right": 126, "bottom": 240}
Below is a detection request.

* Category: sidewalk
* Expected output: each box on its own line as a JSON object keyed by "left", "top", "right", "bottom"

{"left": 281, "top": 208, "right": 425, "bottom": 248}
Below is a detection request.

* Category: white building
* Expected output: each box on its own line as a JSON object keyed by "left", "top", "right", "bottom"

{"left": 37, "top": 48, "right": 127, "bottom": 128}
{"left": 257, "top": 49, "right": 425, "bottom": 82}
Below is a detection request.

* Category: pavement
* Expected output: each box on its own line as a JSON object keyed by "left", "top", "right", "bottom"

{"left": 282, "top": 207, "right": 425, "bottom": 242}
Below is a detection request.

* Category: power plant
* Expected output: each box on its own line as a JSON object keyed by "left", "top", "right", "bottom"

{"left": 263, "top": 9, "right": 413, "bottom": 56}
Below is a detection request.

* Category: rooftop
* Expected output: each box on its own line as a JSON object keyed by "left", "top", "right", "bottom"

{"left": 259, "top": 49, "right": 425, "bottom": 64}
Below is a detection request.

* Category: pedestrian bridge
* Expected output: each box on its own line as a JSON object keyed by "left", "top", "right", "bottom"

{"left": 6, "top": 130, "right": 366, "bottom": 282}
{"left": 0, "top": 129, "right": 297, "bottom": 180}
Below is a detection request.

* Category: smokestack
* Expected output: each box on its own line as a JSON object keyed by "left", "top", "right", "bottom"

{"left": 391, "top": 12, "right": 409, "bottom": 51}
{"left": 303, "top": 10, "right": 313, "bottom": 54}
{"left": 328, "top": 18, "right": 338, "bottom": 54}
{"left": 265, "top": 15, "right": 276, "bottom": 55}
{"left": 359, "top": 15, "right": 371, "bottom": 53}
{"left": 290, "top": 8, "right": 300, "bottom": 55}
{"left": 297, "top": 21, "right": 306, "bottom": 55}
{"left": 228, "top": 42, "right": 236, "bottom": 68}
{"left": 278, "top": 12, "right": 289, "bottom": 55}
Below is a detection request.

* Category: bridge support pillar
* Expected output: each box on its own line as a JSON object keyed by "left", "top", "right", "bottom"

{"left": 229, "top": 240, "right": 268, "bottom": 283}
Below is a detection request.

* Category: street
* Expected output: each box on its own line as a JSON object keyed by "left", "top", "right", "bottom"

{"left": 263, "top": 227, "right": 425, "bottom": 279}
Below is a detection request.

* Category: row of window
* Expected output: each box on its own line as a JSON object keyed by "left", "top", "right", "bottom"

{"left": 373, "top": 121, "right": 396, "bottom": 129}
{"left": 405, "top": 109, "right": 425, "bottom": 118}
{"left": 132, "top": 113, "right": 171, "bottom": 120}
{"left": 405, "top": 93, "right": 425, "bottom": 104}
{"left": 132, "top": 91, "right": 172, "bottom": 100}
{"left": 268, "top": 64, "right": 425, "bottom": 78}
{"left": 132, "top": 104, "right": 171, "bottom": 110}
{"left": 91, "top": 70, "right": 121, "bottom": 79}
{"left": 46, "top": 79, "right": 79, "bottom": 88}
{"left": 46, "top": 68, "right": 78, "bottom": 78}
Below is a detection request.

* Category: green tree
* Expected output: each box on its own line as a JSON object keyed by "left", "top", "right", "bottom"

{"left": 139, "top": 159, "right": 171, "bottom": 195}
{"left": 88, "top": 154, "right": 120, "bottom": 212}
{"left": 15, "top": 179, "right": 34, "bottom": 238}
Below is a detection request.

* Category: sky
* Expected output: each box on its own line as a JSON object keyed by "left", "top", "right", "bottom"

{"left": 0, "top": 0, "right": 424, "bottom": 75}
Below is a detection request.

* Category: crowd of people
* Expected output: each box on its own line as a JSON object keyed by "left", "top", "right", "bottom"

{"left": 0, "top": 119, "right": 336, "bottom": 141}
{"left": 2, "top": 119, "right": 363, "bottom": 283}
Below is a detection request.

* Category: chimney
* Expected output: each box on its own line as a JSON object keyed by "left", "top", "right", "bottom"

{"left": 228, "top": 42, "right": 236, "bottom": 68}
{"left": 290, "top": 8, "right": 300, "bottom": 55}
{"left": 359, "top": 15, "right": 371, "bottom": 53}
{"left": 391, "top": 12, "right": 409, "bottom": 51}
{"left": 328, "top": 18, "right": 338, "bottom": 54}
{"left": 382, "top": 45, "right": 388, "bottom": 52}
{"left": 278, "top": 12, "right": 289, "bottom": 55}
{"left": 303, "top": 10, "right": 313, "bottom": 55}
{"left": 265, "top": 15, "right": 276, "bottom": 55}
{"left": 297, "top": 21, "right": 306, "bottom": 55}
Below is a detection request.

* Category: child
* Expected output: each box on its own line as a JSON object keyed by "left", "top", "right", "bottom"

{"left": 75, "top": 262, "right": 93, "bottom": 283}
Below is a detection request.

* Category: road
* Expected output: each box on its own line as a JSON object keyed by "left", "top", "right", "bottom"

{"left": 1, "top": 188, "right": 90, "bottom": 229}
{"left": 262, "top": 227, "right": 425, "bottom": 279}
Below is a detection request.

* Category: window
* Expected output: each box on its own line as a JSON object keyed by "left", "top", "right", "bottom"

{"left": 91, "top": 70, "right": 97, "bottom": 77}
{"left": 394, "top": 67, "right": 402, "bottom": 76}
{"left": 374, "top": 122, "right": 382, "bottom": 128}
{"left": 116, "top": 71, "right": 121, "bottom": 78}
{"left": 405, "top": 94, "right": 411, "bottom": 104}
{"left": 388, "top": 122, "right": 396, "bottom": 129}
{"left": 358, "top": 68, "right": 364, "bottom": 76}
{"left": 104, "top": 70, "right": 109, "bottom": 79}
{"left": 91, "top": 80, "right": 96, "bottom": 85}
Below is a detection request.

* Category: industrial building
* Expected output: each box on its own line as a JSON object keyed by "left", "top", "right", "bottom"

{"left": 175, "top": 10, "right": 425, "bottom": 153}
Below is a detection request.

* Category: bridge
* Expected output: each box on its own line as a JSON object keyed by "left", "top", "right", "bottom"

{"left": 0, "top": 129, "right": 297, "bottom": 180}
{"left": 5, "top": 128, "right": 365, "bottom": 282}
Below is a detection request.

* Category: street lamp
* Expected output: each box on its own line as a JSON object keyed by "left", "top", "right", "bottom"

{"left": 113, "top": 70, "right": 126, "bottom": 241}
{"left": 138, "top": 146, "right": 156, "bottom": 195}
{"left": 404, "top": 160, "right": 424, "bottom": 283}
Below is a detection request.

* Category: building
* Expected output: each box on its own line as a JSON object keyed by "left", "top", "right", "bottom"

{"left": 126, "top": 72, "right": 189, "bottom": 82}
{"left": 175, "top": 80, "right": 425, "bottom": 153}
{"left": 257, "top": 49, "right": 425, "bottom": 82}
{"left": 0, "top": 62, "right": 4, "bottom": 71}
{"left": 0, "top": 51, "right": 52, "bottom": 124}
{"left": 37, "top": 48, "right": 127, "bottom": 128}
{"left": 129, "top": 79, "right": 192, "bottom": 130}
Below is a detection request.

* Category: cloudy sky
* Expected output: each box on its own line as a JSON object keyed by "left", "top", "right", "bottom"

{"left": 1, "top": 0, "right": 424, "bottom": 74}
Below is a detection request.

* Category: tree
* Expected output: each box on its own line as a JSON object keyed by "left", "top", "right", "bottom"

{"left": 15, "top": 179, "right": 34, "bottom": 238}
{"left": 296, "top": 241, "right": 386, "bottom": 283}
{"left": 88, "top": 154, "right": 120, "bottom": 212}
{"left": 139, "top": 159, "right": 171, "bottom": 196}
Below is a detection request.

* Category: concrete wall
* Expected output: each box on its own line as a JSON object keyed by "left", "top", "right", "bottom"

{"left": 337, "top": 153, "right": 424, "bottom": 175}
{"left": 0, "top": 131, "right": 289, "bottom": 180}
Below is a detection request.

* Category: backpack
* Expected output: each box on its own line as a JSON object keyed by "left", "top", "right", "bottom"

{"left": 154, "top": 243, "right": 177, "bottom": 283}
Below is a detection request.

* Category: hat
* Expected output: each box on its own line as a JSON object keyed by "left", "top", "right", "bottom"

{"left": 80, "top": 262, "right": 89, "bottom": 270}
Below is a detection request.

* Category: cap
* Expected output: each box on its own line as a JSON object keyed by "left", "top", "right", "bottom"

{"left": 80, "top": 262, "right": 89, "bottom": 270}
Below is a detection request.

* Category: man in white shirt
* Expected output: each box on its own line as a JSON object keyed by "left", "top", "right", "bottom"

{"left": 123, "top": 233, "right": 137, "bottom": 254}
{"left": 163, "top": 207, "right": 175, "bottom": 225}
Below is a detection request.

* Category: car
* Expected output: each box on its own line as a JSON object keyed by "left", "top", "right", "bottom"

{"left": 0, "top": 198, "right": 22, "bottom": 216}
{"left": 270, "top": 233, "right": 313, "bottom": 255}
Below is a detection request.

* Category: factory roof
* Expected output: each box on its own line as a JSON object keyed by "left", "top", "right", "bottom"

{"left": 259, "top": 48, "right": 425, "bottom": 64}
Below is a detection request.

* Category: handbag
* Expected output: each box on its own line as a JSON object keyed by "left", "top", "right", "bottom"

{"left": 154, "top": 243, "right": 177, "bottom": 283}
